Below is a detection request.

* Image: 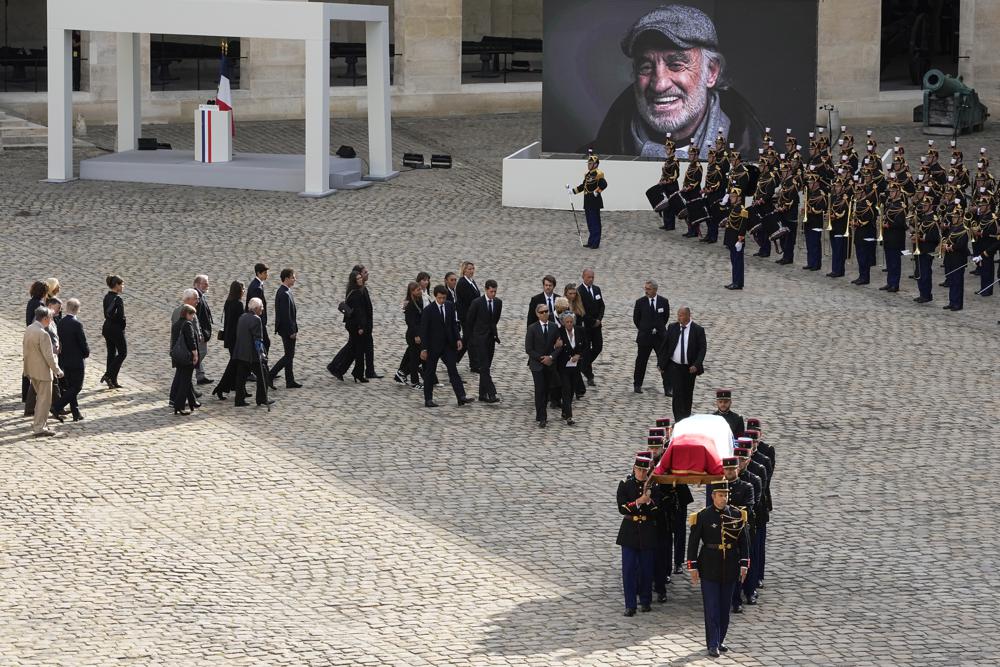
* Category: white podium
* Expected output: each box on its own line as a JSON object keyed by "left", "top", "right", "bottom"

{"left": 194, "top": 105, "right": 232, "bottom": 163}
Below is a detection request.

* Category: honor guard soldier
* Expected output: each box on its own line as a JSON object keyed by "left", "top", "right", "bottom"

{"left": 571, "top": 150, "right": 608, "bottom": 249}
{"left": 913, "top": 194, "right": 941, "bottom": 303}
{"left": 722, "top": 187, "right": 750, "bottom": 290}
{"left": 749, "top": 158, "right": 777, "bottom": 257}
{"left": 688, "top": 480, "right": 749, "bottom": 658}
{"left": 746, "top": 418, "right": 775, "bottom": 467}
{"left": 926, "top": 141, "right": 947, "bottom": 187}
{"left": 773, "top": 162, "right": 801, "bottom": 265}
{"left": 941, "top": 203, "right": 971, "bottom": 311}
{"left": 851, "top": 175, "right": 878, "bottom": 285}
{"left": 734, "top": 439, "right": 765, "bottom": 607}
{"left": 971, "top": 196, "right": 998, "bottom": 296}
{"left": 720, "top": 457, "right": 756, "bottom": 613}
{"left": 702, "top": 150, "right": 726, "bottom": 244}
{"left": 880, "top": 181, "right": 909, "bottom": 292}
{"left": 681, "top": 145, "right": 707, "bottom": 238}
{"left": 803, "top": 172, "right": 828, "bottom": 271}
{"left": 617, "top": 451, "right": 659, "bottom": 616}
{"left": 655, "top": 134, "right": 680, "bottom": 230}
{"left": 713, "top": 388, "right": 744, "bottom": 436}
{"left": 645, "top": 433, "right": 674, "bottom": 602}
{"left": 744, "top": 432, "right": 773, "bottom": 595}
{"left": 828, "top": 177, "right": 851, "bottom": 278}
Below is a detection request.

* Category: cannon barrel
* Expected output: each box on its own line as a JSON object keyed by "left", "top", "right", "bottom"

{"left": 923, "top": 69, "right": 970, "bottom": 98}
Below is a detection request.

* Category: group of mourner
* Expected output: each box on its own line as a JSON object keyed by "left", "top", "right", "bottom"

{"left": 645, "top": 125, "right": 1000, "bottom": 315}
{"left": 616, "top": 390, "right": 775, "bottom": 658}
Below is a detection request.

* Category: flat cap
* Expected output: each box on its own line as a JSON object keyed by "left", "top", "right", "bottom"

{"left": 621, "top": 4, "right": 718, "bottom": 57}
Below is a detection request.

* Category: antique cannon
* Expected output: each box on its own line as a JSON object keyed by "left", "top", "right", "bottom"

{"left": 915, "top": 69, "right": 989, "bottom": 135}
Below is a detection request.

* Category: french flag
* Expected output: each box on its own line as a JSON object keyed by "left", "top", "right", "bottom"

{"left": 216, "top": 51, "right": 234, "bottom": 136}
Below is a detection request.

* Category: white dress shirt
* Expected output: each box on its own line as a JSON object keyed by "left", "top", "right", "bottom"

{"left": 671, "top": 323, "right": 690, "bottom": 365}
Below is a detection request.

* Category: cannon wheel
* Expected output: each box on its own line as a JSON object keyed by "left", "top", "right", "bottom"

{"left": 908, "top": 13, "right": 931, "bottom": 86}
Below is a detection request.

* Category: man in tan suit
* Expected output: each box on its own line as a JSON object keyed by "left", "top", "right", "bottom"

{"left": 23, "top": 306, "right": 64, "bottom": 437}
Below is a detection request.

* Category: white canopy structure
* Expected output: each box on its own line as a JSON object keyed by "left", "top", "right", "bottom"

{"left": 46, "top": 0, "right": 395, "bottom": 196}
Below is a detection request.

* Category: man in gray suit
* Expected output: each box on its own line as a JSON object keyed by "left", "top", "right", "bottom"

{"left": 524, "top": 302, "right": 563, "bottom": 428}
{"left": 233, "top": 298, "right": 273, "bottom": 407}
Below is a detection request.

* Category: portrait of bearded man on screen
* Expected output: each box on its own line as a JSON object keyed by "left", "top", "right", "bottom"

{"left": 585, "top": 4, "right": 764, "bottom": 159}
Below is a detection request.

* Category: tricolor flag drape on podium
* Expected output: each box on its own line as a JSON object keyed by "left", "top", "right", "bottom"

{"left": 216, "top": 41, "right": 234, "bottom": 136}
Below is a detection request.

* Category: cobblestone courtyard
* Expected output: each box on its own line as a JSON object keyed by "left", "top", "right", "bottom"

{"left": 1, "top": 113, "right": 999, "bottom": 666}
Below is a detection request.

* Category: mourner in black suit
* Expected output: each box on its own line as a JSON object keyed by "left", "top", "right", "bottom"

{"left": 555, "top": 311, "right": 588, "bottom": 425}
{"left": 658, "top": 307, "right": 706, "bottom": 421}
{"left": 169, "top": 305, "right": 199, "bottom": 415}
{"left": 402, "top": 284, "right": 424, "bottom": 386}
{"left": 463, "top": 280, "right": 502, "bottom": 403}
{"left": 526, "top": 275, "right": 558, "bottom": 327}
{"left": 328, "top": 272, "right": 370, "bottom": 381}
{"left": 50, "top": 299, "right": 89, "bottom": 421}
{"left": 420, "top": 285, "right": 473, "bottom": 408}
{"left": 234, "top": 299, "right": 271, "bottom": 407}
{"left": 269, "top": 268, "right": 302, "bottom": 388}
{"left": 245, "top": 263, "right": 271, "bottom": 352}
{"left": 455, "top": 262, "right": 481, "bottom": 371}
{"left": 101, "top": 275, "right": 127, "bottom": 389}
{"left": 524, "top": 303, "right": 562, "bottom": 427}
{"left": 577, "top": 268, "right": 605, "bottom": 386}
{"left": 632, "top": 281, "right": 670, "bottom": 394}
{"left": 193, "top": 275, "right": 214, "bottom": 385}
{"left": 212, "top": 281, "right": 246, "bottom": 399}
{"left": 351, "top": 264, "right": 382, "bottom": 379}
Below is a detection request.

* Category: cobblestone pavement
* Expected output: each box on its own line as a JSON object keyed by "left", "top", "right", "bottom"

{"left": 1, "top": 113, "right": 1000, "bottom": 666}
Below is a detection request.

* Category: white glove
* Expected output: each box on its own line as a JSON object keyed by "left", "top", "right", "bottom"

{"left": 721, "top": 194, "right": 730, "bottom": 205}
{"left": 565, "top": 184, "right": 571, "bottom": 190}
{"left": 973, "top": 255, "right": 983, "bottom": 264}
{"left": 735, "top": 241, "right": 744, "bottom": 252}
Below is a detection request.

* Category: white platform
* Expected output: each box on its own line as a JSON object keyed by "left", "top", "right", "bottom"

{"left": 502, "top": 142, "right": 693, "bottom": 211}
{"left": 79, "top": 149, "right": 392, "bottom": 195}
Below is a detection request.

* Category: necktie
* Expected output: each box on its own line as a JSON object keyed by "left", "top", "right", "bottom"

{"left": 650, "top": 298, "right": 655, "bottom": 311}
{"left": 542, "top": 323, "right": 547, "bottom": 336}
{"left": 681, "top": 326, "right": 687, "bottom": 365}
{"left": 488, "top": 300, "right": 493, "bottom": 316}
{"left": 440, "top": 304, "right": 445, "bottom": 321}
{"left": 547, "top": 296, "right": 553, "bottom": 313}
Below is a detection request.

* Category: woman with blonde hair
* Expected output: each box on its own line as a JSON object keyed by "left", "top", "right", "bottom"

{"left": 45, "top": 277, "right": 61, "bottom": 299}
{"left": 563, "top": 283, "right": 586, "bottom": 319}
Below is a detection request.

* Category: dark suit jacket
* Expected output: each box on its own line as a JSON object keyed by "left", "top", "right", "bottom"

{"left": 577, "top": 283, "right": 605, "bottom": 328}
{"left": 556, "top": 324, "right": 588, "bottom": 370}
{"left": 234, "top": 312, "right": 264, "bottom": 363}
{"left": 404, "top": 299, "right": 422, "bottom": 345}
{"left": 222, "top": 299, "right": 245, "bottom": 350}
{"left": 275, "top": 284, "right": 298, "bottom": 337}
{"left": 170, "top": 318, "right": 197, "bottom": 368}
{"left": 56, "top": 315, "right": 89, "bottom": 369}
{"left": 245, "top": 277, "right": 268, "bottom": 327}
{"left": 343, "top": 289, "right": 371, "bottom": 332}
{"left": 420, "top": 300, "right": 460, "bottom": 353}
{"left": 659, "top": 321, "right": 707, "bottom": 374}
{"left": 525, "top": 320, "right": 560, "bottom": 372}
{"left": 526, "top": 292, "right": 558, "bottom": 326}
{"left": 455, "top": 277, "right": 481, "bottom": 322}
{"left": 633, "top": 294, "right": 671, "bottom": 344}
{"left": 26, "top": 297, "right": 43, "bottom": 327}
{"left": 464, "top": 295, "right": 501, "bottom": 344}
{"left": 195, "top": 288, "right": 213, "bottom": 339}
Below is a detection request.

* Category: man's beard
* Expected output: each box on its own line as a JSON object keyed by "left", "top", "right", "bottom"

{"left": 634, "top": 76, "right": 709, "bottom": 139}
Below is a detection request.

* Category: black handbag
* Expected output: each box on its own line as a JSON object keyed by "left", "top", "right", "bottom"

{"left": 170, "top": 322, "right": 193, "bottom": 366}
{"left": 338, "top": 290, "right": 356, "bottom": 318}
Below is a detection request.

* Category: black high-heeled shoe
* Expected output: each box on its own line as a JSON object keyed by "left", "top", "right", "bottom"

{"left": 353, "top": 376, "right": 369, "bottom": 383}
{"left": 100, "top": 372, "right": 109, "bottom": 384}
{"left": 212, "top": 389, "right": 226, "bottom": 400}
{"left": 173, "top": 408, "right": 190, "bottom": 416}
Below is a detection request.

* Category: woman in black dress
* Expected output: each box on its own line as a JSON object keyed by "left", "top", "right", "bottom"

{"left": 556, "top": 311, "right": 588, "bottom": 426}
{"left": 101, "top": 275, "right": 127, "bottom": 389}
{"left": 169, "top": 304, "right": 199, "bottom": 415}
{"left": 212, "top": 280, "right": 245, "bottom": 400}
{"left": 22, "top": 280, "right": 47, "bottom": 403}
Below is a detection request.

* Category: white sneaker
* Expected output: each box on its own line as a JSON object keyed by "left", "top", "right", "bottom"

{"left": 412, "top": 382, "right": 424, "bottom": 391}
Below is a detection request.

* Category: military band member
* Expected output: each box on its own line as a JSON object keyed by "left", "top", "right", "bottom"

{"left": 749, "top": 158, "right": 777, "bottom": 257}
{"left": 941, "top": 205, "right": 971, "bottom": 311}
{"left": 828, "top": 178, "right": 851, "bottom": 278}
{"left": 971, "top": 197, "right": 998, "bottom": 297}
{"left": 851, "top": 176, "right": 878, "bottom": 285}
{"left": 572, "top": 150, "right": 608, "bottom": 249}
{"left": 880, "top": 182, "right": 908, "bottom": 292}
{"left": 913, "top": 195, "right": 941, "bottom": 303}
{"left": 926, "top": 142, "right": 946, "bottom": 187}
{"left": 803, "top": 173, "right": 828, "bottom": 271}
{"left": 702, "top": 150, "right": 726, "bottom": 244}
{"left": 681, "top": 145, "right": 707, "bottom": 238}
{"left": 617, "top": 452, "right": 659, "bottom": 616}
{"left": 722, "top": 187, "right": 750, "bottom": 290}
{"left": 688, "top": 480, "right": 749, "bottom": 658}
{"left": 773, "top": 164, "right": 801, "bottom": 265}
{"left": 655, "top": 134, "right": 681, "bottom": 230}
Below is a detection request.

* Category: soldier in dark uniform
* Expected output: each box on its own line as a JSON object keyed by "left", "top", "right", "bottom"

{"left": 571, "top": 151, "right": 608, "bottom": 249}
{"left": 749, "top": 158, "right": 777, "bottom": 257}
{"left": 745, "top": 417, "right": 774, "bottom": 587}
{"left": 646, "top": 434, "right": 674, "bottom": 602}
{"left": 971, "top": 196, "right": 998, "bottom": 297}
{"left": 712, "top": 388, "right": 744, "bottom": 436}
{"left": 926, "top": 142, "right": 947, "bottom": 188}
{"left": 828, "top": 177, "right": 850, "bottom": 278}
{"left": 655, "top": 134, "right": 680, "bottom": 230}
{"left": 617, "top": 452, "right": 659, "bottom": 616}
{"left": 734, "top": 439, "right": 765, "bottom": 607}
{"left": 702, "top": 149, "right": 726, "bottom": 244}
{"left": 722, "top": 187, "right": 750, "bottom": 290}
{"left": 941, "top": 205, "right": 971, "bottom": 311}
{"left": 719, "top": 457, "right": 755, "bottom": 613}
{"left": 913, "top": 195, "right": 941, "bottom": 303}
{"left": 681, "top": 145, "right": 707, "bottom": 238}
{"left": 880, "top": 181, "right": 909, "bottom": 292}
{"left": 802, "top": 172, "right": 828, "bottom": 271}
{"left": 744, "top": 434, "right": 773, "bottom": 600}
{"left": 687, "top": 480, "right": 749, "bottom": 658}
{"left": 850, "top": 176, "right": 878, "bottom": 285}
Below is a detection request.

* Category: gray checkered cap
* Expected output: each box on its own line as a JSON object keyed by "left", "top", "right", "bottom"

{"left": 621, "top": 4, "right": 719, "bottom": 57}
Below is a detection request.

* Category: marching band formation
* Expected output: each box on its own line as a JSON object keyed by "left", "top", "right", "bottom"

{"left": 648, "top": 126, "right": 1000, "bottom": 315}
{"left": 617, "top": 391, "right": 774, "bottom": 658}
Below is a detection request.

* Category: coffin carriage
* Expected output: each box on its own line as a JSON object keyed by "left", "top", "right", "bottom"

{"left": 651, "top": 414, "right": 733, "bottom": 486}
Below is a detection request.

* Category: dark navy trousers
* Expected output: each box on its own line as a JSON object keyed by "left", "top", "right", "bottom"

{"left": 980, "top": 255, "right": 995, "bottom": 296}
{"left": 701, "top": 579, "right": 737, "bottom": 650}
{"left": 917, "top": 254, "right": 934, "bottom": 299}
{"left": 948, "top": 267, "right": 965, "bottom": 309}
{"left": 585, "top": 208, "right": 601, "bottom": 248}
{"left": 621, "top": 546, "right": 655, "bottom": 610}
{"left": 805, "top": 228, "right": 822, "bottom": 269}
{"left": 729, "top": 245, "right": 744, "bottom": 288}
{"left": 830, "top": 234, "right": 847, "bottom": 275}
{"left": 884, "top": 245, "right": 902, "bottom": 289}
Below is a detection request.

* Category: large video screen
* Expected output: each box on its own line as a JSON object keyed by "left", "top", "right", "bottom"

{"left": 542, "top": 0, "right": 818, "bottom": 159}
